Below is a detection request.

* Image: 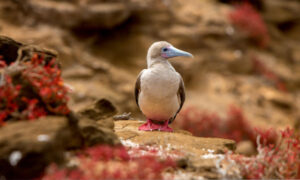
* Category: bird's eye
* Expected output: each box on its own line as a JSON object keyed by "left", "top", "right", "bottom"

{"left": 162, "top": 48, "right": 168, "bottom": 52}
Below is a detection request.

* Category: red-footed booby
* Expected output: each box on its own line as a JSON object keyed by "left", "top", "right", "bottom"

{"left": 135, "top": 41, "right": 193, "bottom": 132}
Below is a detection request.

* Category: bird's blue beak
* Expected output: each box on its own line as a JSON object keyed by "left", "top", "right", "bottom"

{"left": 162, "top": 46, "right": 193, "bottom": 58}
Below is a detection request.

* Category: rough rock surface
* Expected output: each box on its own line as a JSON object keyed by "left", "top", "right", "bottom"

{"left": 1, "top": 0, "right": 130, "bottom": 29}
{"left": 115, "top": 120, "right": 236, "bottom": 179}
{"left": 79, "top": 98, "right": 117, "bottom": 121}
{"left": 0, "top": 36, "right": 57, "bottom": 66}
{"left": 0, "top": 116, "right": 82, "bottom": 179}
{"left": 0, "top": 0, "right": 300, "bottom": 178}
{"left": 0, "top": 104, "right": 120, "bottom": 179}
{"left": 77, "top": 99, "right": 120, "bottom": 146}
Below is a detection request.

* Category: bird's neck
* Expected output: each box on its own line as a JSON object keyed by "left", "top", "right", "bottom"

{"left": 147, "top": 57, "right": 174, "bottom": 70}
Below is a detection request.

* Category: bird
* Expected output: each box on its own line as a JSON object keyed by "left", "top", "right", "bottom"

{"left": 135, "top": 41, "right": 193, "bottom": 132}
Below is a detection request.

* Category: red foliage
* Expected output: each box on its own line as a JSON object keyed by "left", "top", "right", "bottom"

{"left": 0, "top": 54, "right": 70, "bottom": 124}
{"left": 174, "top": 106, "right": 277, "bottom": 146}
{"left": 22, "top": 54, "right": 70, "bottom": 115}
{"left": 43, "top": 145, "right": 176, "bottom": 180}
{"left": 0, "top": 75, "right": 21, "bottom": 125}
{"left": 83, "top": 145, "right": 130, "bottom": 161}
{"left": 252, "top": 56, "right": 287, "bottom": 92}
{"left": 228, "top": 2, "right": 269, "bottom": 47}
{"left": 21, "top": 97, "right": 48, "bottom": 120}
{"left": 228, "top": 128, "right": 300, "bottom": 179}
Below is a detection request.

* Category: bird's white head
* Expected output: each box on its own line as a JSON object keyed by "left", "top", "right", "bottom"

{"left": 147, "top": 41, "right": 193, "bottom": 67}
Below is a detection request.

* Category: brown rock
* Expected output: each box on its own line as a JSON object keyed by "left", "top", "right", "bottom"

{"left": 0, "top": 116, "right": 83, "bottom": 179}
{"left": 5, "top": 0, "right": 130, "bottom": 29}
{"left": 115, "top": 120, "right": 236, "bottom": 179}
{"left": 77, "top": 99, "right": 120, "bottom": 146}
{"left": 78, "top": 117, "right": 120, "bottom": 146}
{"left": 113, "top": 112, "right": 132, "bottom": 120}
{"left": 260, "top": 87, "right": 293, "bottom": 110}
{"left": 0, "top": 36, "right": 22, "bottom": 65}
{"left": 116, "top": 120, "right": 235, "bottom": 151}
{"left": 0, "top": 35, "right": 58, "bottom": 66}
{"left": 62, "top": 64, "right": 94, "bottom": 79}
{"left": 263, "top": 0, "right": 300, "bottom": 24}
{"left": 235, "top": 140, "right": 256, "bottom": 156}
{"left": 79, "top": 98, "right": 117, "bottom": 121}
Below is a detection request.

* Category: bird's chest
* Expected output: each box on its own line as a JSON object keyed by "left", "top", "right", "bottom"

{"left": 141, "top": 69, "right": 179, "bottom": 99}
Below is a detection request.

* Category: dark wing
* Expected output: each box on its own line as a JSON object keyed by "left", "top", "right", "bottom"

{"left": 169, "top": 76, "right": 185, "bottom": 124}
{"left": 134, "top": 70, "right": 144, "bottom": 108}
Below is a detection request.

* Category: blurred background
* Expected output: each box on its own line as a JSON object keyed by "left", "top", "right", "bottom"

{"left": 1, "top": 0, "right": 299, "bottom": 144}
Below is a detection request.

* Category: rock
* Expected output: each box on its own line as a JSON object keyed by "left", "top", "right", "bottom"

{"left": 117, "top": 122, "right": 235, "bottom": 153}
{"left": 4, "top": 0, "right": 130, "bottom": 29}
{"left": 77, "top": 99, "right": 120, "bottom": 146}
{"left": 115, "top": 120, "right": 236, "bottom": 179}
{"left": 0, "top": 35, "right": 58, "bottom": 65}
{"left": 0, "top": 93, "right": 121, "bottom": 179}
{"left": 235, "top": 140, "right": 256, "bottom": 156}
{"left": 0, "top": 116, "right": 83, "bottom": 179}
{"left": 0, "top": 36, "right": 22, "bottom": 65}
{"left": 113, "top": 112, "right": 132, "bottom": 120}
{"left": 62, "top": 64, "right": 94, "bottom": 79}
{"left": 171, "top": 58, "right": 203, "bottom": 85}
{"left": 259, "top": 87, "right": 293, "bottom": 110}
{"left": 79, "top": 99, "right": 117, "bottom": 121}
{"left": 78, "top": 117, "right": 120, "bottom": 146}
{"left": 225, "top": 50, "right": 253, "bottom": 74}
{"left": 16, "top": 45, "right": 58, "bottom": 65}
{"left": 263, "top": 0, "right": 300, "bottom": 24}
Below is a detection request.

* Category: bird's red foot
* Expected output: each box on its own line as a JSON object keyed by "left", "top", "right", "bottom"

{"left": 159, "top": 120, "right": 173, "bottom": 132}
{"left": 138, "top": 119, "right": 173, "bottom": 132}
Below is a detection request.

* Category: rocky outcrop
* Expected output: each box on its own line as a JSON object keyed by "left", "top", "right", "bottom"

{"left": 0, "top": 116, "right": 82, "bottom": 179}
{"left": 115, "top": 120, "right": 236, "bottom": 179}
{"left": 78, "top": 99, "right": 120, "bottom": 146}
{"left": 0, "top": 36, "right": 120, "bottom": 179}
{"left": 0, "top": 104, "right": 120, "bottom": 179}
{"left": 0, "top": 36, "right": 57, "bottom": 66}
{"left": 1, "top": 0, "right": 130, "bottom": 29}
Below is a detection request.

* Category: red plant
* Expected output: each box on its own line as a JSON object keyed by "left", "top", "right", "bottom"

{"left": 174, "top": 106, "right": 277, "bottom": 146}
{"left": 43, "top": 145, "right": 176, "bottom": 180}
{"left": 21, "top": 97, "right": 48, "bottom": 120}
{"left": 252, "top": 56, "right": 287, "bottom": 92}
{"left": 22, "top": 54, "right": 70, "bottom": 115}
{"left": 0, "top": 75, "right": 22, "bottom": 125}
{"left": 227, "top": 128, "right": 300, "bottom": 179}
{"left": 0, "top": 54, "right": 70, "bottom": 124}
{"left": 228, "top": 2, "right": 269, "bottom": 47}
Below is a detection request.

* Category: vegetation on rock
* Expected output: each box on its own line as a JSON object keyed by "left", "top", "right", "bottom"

{"left": 228, "top": 2, "right": 269, "bottom": 47}
{"left": 225, "top": 128, "right": 300, "bottom": 179}
{"left": 174, "top": 106, "right": 277, "bottom": 147}
{"left": 0, "top": 54, "right": 70, "bottom": 125}
{"left": 43, "top": 145, "right": 176, "bottom": 180}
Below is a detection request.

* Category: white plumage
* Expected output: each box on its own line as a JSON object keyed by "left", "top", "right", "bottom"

{"left": 138, "top": 62, "right": 181, "bottom": 121}
{"left": 135, "top": 41, "right": 192, "bottom": 131}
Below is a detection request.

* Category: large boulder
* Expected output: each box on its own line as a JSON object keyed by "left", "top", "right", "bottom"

{"left": 0, "top": 116, "right": 82, "bottom": 179}
{"left": 115, "top": 120, "right": 236, "bottom": 179}
{"left": 0, "top": 102, "right": 121, "bottom": 179}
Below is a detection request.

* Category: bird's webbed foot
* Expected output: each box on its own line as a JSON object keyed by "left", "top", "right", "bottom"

{"left": 138, "top": 119, "right": 173, "bottom": 132}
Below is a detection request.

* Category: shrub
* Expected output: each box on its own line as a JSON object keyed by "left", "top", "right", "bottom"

{"left": 0, "top": 54, "right": 70, "bottom": 124}
{"left": 43, "top": 145, "right": 176, "bottom": 180}
{"left": 228, "top": 2, "right": 269, "bottom": 47}
{"left": 174, "top": 106, "right": 277, "bottom": 146}
{"left": 226, "top": 128, "right": 300, "bottom": 179}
